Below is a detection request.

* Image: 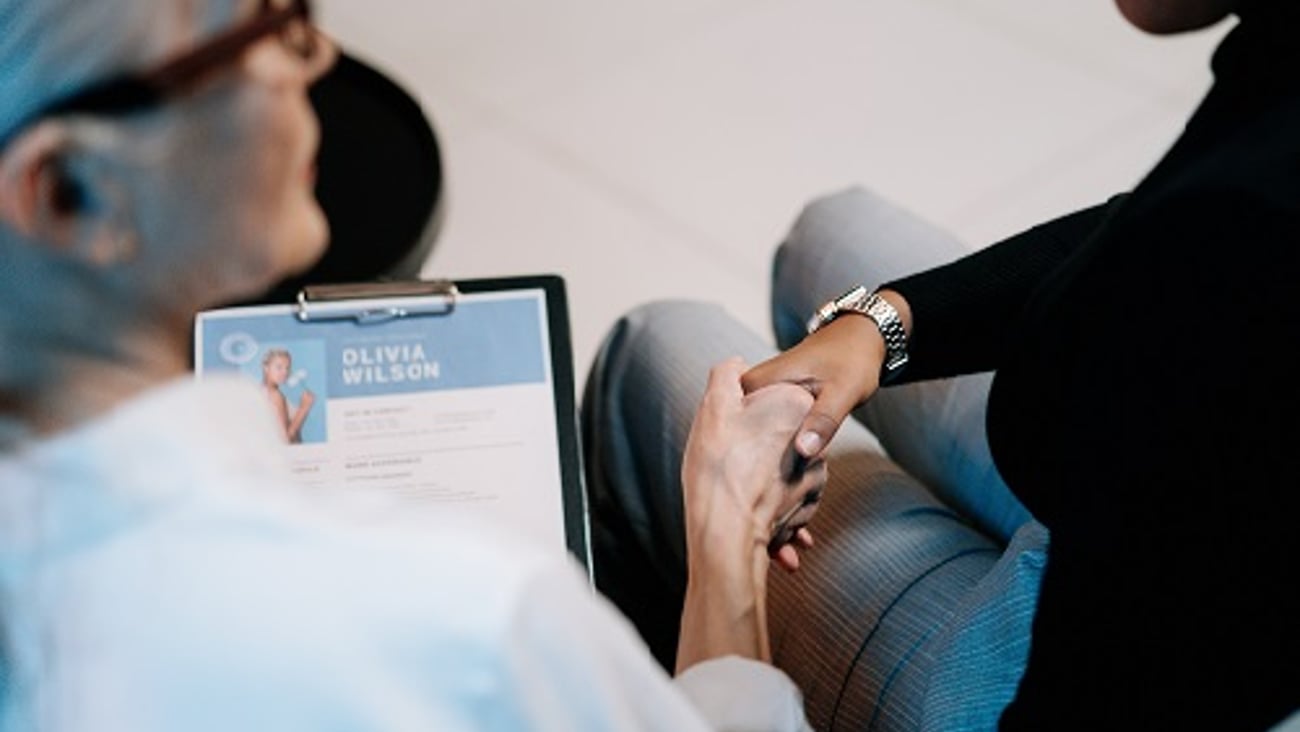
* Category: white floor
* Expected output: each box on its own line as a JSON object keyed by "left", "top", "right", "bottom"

{"left": 316, "top": 1, "right": 1231, "bottom": 387}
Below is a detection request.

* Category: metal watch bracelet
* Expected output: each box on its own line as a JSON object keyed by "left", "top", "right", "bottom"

{"left": 806, "top": 285, "right": 909, "bottom": 383}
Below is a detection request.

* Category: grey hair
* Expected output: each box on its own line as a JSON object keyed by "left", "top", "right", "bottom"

{"left": 0, "top": 0, "right": 240, "bottom": 395}
{"left": 0, "top": 0, "right": 165, "bottom": 142}
{"left": 0, "top": 0, "right": 256, "bottom": 138}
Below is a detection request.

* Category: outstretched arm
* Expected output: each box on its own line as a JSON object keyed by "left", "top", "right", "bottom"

{"left": 675, "top": 358, "right": 826, "bottom": 673}
{"left": 285, "top": 390, "right": 316, "bottom": 442}
{"left": 743, "top": 196, "right": 1125, "bottom": 460}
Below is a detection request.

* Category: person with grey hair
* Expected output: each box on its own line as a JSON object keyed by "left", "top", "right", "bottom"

{"left": 0, "top": 1, "right": 822, "bottom": 729}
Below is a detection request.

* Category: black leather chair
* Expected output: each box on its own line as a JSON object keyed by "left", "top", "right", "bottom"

{"left": 252, "top": 50, "right": 444, "bottom": 305}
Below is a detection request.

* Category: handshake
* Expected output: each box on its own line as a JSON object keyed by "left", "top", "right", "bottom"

{"left": 689, "top": 295, "right": 898, "bottom": 559}
{"left": 674, "top": 357, "right": 828, "bottom": 674}
{"left": 684, "top": 298, "right": 893, "bottom": 572}
{"left": 675, "top": 308, "right": 891, "bottom": 674}
{"left": 682, "top": 358, "right": 826, "bottom": 574}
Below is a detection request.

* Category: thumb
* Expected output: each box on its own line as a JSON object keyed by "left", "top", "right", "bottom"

{"left": 740, "top": 352, "right": 802, "bottom": 395}
{"left": 703, "top": 356, "right": 747, "bottom": 404}
{"left": 793, "top": 386, "right": 860, "bottom": 458}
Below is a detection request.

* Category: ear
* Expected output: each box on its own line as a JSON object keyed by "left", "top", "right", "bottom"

{"left": 0, "top": 121, "right": 136, "bottom": 266}
{"left": 0, "top": 122, "right": 78, "bottom": 242}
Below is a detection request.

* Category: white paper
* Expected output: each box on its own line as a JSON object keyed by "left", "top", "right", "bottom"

{"left": 194, "top": 289, "right": 569, "bottom": 555}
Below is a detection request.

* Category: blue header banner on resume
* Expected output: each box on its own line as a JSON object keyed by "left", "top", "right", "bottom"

{"left": 198, "top": 296, "right": 549, "bottom": 399}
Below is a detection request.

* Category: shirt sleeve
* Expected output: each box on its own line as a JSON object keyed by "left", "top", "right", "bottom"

{"left": 500, "top": 562, "right": 811, "bottom": 732}
{"left": 673, "top": 657, "right": 812, "bottom": 732}
{"left": 883, "top": 195, "right": 1125, "bottom": 381}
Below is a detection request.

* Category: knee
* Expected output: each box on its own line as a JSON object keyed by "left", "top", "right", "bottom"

{"left": 774, "top": 185, "right": 968, "bottom": 306}
{"left": 787, "top": 184, "right": 961, "bottom": 269}
{"left": 602, "top": 300, "right": 729, "bottom": 357}
{"left": 771, "top": 187, "right": 893, "bottom": 344}
{"left": 782, "top": 185, "right": 891, "bottom": 256}
{"left": 791, "top": 186, "right": 889, "bottom": 236}
{"left": 585, "top": 299, "right": 772, "bottom": 408}
{"left": 586, "top": 300, "right": 730, "bottom": 395}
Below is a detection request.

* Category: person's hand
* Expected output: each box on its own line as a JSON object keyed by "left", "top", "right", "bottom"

{"left": 682, "top": 357, "right": 827, "bottom": 563}
{"left": 741, "top": 310, "right": 889, "bottom": 460}
{"left": 299, "top": 389, "right": 316, "bottom": 410}
{"left": 676, "top": 357, "right": 828, "bottom": 672}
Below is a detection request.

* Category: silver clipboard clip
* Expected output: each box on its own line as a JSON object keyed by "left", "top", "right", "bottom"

{"left": 295, "top": 280, "right": 460, "bottom": 324}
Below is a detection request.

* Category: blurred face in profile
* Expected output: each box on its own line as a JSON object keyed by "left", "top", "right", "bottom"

{"left": 263, "top": 353, "right": 291, "bottom": 386}
{"left": 0, "top": 0, "right": 338, "bottom": 315}
{"left": 130, "top": 0, "right": 338, "bottom": 306}
{"left": 1114, "top": 0, "right": 1236, "bottom": 33}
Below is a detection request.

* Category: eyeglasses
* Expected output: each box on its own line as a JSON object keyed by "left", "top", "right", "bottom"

{"left": 0, "top": 0, "right": 318, "bottom": 149}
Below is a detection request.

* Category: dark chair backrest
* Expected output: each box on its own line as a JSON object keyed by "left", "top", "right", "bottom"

{"left": 254, "top": 50, "right": 444, "bottom": 305}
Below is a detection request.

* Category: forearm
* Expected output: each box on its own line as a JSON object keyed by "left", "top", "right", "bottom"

{"left": 674, "top": 366, "right": 820, "bottom": 676}
{"left": 287, "top": 405, "right": 311, "bottom": 439}
{"left": 884, "top": 195, "right": 1125, "bottom": 381}
{"left": 676, "top": 516, "right": 771, "bottom": 674}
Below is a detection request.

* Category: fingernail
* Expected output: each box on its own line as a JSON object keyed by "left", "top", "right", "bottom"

{"left": 796, "top": 431, "right": 823, "bottom": 456}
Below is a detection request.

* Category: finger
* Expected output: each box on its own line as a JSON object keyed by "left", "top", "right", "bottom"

{"left": 782, "top": 504, "right": 820, "bottom": 539}
{"left": 794, "top": 387, "right": 862, "bottom": 457}
{"left": 773, "top": 543, "right": 802, "bottom": 572}
{"left": 767, "top": 479, "right": 823, "bottom": 554}
{"left": 779, "top": 442, "right": 810, "bottom": 484}
{"left": 770, "top": 527, "right": 814, "bottom": 572}
{"left": 767, "top": 512, "right": 800, "bottom": 556}
{"left": 741, "top": 350, "right": 810, "bottom": 395}
{"left": 794, "top": 527, "right": 814, "bottom": 549}
{"left": 772, "top": 459, "right": 825, "bottom": 522}
{"left": 703, "top": 356, "right": 748, "bottom": 405}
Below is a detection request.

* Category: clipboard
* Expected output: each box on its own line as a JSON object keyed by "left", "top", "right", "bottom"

{"left": 193, "top": 275, "right": 591, "bottom": 576}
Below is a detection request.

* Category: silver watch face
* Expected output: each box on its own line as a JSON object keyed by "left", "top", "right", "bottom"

{"left": 841, "top": 288, "right": 872, "bottom": 312}
{"left": 807, "top": 286, "right": 866, "bottom": 334}
{"left": 808, "top": 287, "right": 908, "bottom": 385}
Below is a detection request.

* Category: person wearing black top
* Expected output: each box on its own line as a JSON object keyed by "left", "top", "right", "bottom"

{"left": 741, "top": 0, "right": 1299, "bottom": 728}
{"left": 585, "top": 0, "right": 1298, "bottom": 729}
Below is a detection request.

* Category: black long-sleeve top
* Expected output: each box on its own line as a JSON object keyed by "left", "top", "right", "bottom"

{"left": 883, "top": 6, "right": 1300, "bottom": 729}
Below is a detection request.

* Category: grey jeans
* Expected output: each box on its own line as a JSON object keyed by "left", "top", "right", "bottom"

{"left": 582, "top": 187, "right": 1047, "bottom": 732}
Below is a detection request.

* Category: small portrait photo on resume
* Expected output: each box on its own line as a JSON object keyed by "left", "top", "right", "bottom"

{"left": 253, "top": 341, "right": 327, "bottom": 445}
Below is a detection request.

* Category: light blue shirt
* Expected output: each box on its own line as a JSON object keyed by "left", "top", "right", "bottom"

{"left": 0, "top": 378, "right": 808, "bottom": 731}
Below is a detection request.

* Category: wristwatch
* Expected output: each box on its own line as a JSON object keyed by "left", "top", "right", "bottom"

{"left": 806, "top": 285, "right": 909, "bottom": 384}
